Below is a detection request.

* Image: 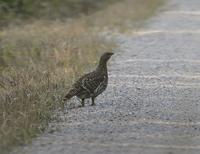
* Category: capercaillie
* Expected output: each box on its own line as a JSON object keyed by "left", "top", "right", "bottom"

{"left": 63, "top": 52, "right": 114, "bottom": 107}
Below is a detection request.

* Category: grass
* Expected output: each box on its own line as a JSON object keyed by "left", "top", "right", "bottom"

{"left": 0, "top": 21, "right": 115, "bottom": 153}
{"left": 0, "top": 0, "right": 164, "bottom": 153}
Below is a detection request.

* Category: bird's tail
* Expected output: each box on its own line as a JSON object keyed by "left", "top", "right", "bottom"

{"left": 63, "top": 89, "right": 77, "bottom": 101}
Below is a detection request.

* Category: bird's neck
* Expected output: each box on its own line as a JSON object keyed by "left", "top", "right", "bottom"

{"left": 96, "top": 60, "right": 108, "bottom": 74}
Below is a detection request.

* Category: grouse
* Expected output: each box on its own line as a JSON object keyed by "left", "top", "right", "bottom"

{"left": 63, "top": 52, "right": 114, "bottom": 107}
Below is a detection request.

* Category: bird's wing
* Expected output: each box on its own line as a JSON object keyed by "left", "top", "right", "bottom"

{"left": 80, "top": 72, "right": 105, "bottom": 93}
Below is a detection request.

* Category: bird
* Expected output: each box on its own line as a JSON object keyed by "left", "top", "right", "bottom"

{"left": 63, "top": 52, "right": 114, "bottom": 107}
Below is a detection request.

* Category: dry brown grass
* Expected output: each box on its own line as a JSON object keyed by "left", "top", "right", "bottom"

{"left": 0, "top": 0, "right": 164, "bottom": 152}
{"left": 0, "top": 20, "right": 115, "bottom": 152}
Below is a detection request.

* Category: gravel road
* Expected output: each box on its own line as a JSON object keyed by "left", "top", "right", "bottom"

{"left": 14, "top": 0, "right": 200, "bottom": 154}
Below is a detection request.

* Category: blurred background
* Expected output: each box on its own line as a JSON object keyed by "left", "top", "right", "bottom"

{"left": 0, "top": 0, "right": 118, "bottom": 26}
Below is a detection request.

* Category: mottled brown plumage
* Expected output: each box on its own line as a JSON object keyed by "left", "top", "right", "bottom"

{"left": 63, "top": 52, "right": 113, "bottom": 106}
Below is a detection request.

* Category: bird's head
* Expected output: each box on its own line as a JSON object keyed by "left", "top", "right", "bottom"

{"left": 100, "top": 52, "right": 114, "bottom": 63}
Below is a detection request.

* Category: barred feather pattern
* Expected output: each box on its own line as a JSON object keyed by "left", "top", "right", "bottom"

{"left": 63, "top": 52, "right": 113, "bottom": 104}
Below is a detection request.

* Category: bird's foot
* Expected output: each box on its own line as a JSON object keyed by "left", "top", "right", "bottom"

{"left": 60, "top": 101, "right": 65, "bottom": 111}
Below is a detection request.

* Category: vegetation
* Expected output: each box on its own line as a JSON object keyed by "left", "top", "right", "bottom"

{"left": 0, "top": 0, "right": 164, "bottom": 153}
{"left": 0, "top": 0, "right": 117, "bottom": 26}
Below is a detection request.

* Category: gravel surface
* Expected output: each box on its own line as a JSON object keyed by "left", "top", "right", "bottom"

{"left": 14, "top": 0, "right": 200, "bottom": 154}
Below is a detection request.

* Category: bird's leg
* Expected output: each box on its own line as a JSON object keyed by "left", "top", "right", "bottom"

{"left": 91, "top": 97, "right": 95, "bottom": 106}
{"left": 81, "top": 99, "right": 85, "bottom": 107}
{"left": 61, "top": 100, "right": 65, "bottom": 111}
